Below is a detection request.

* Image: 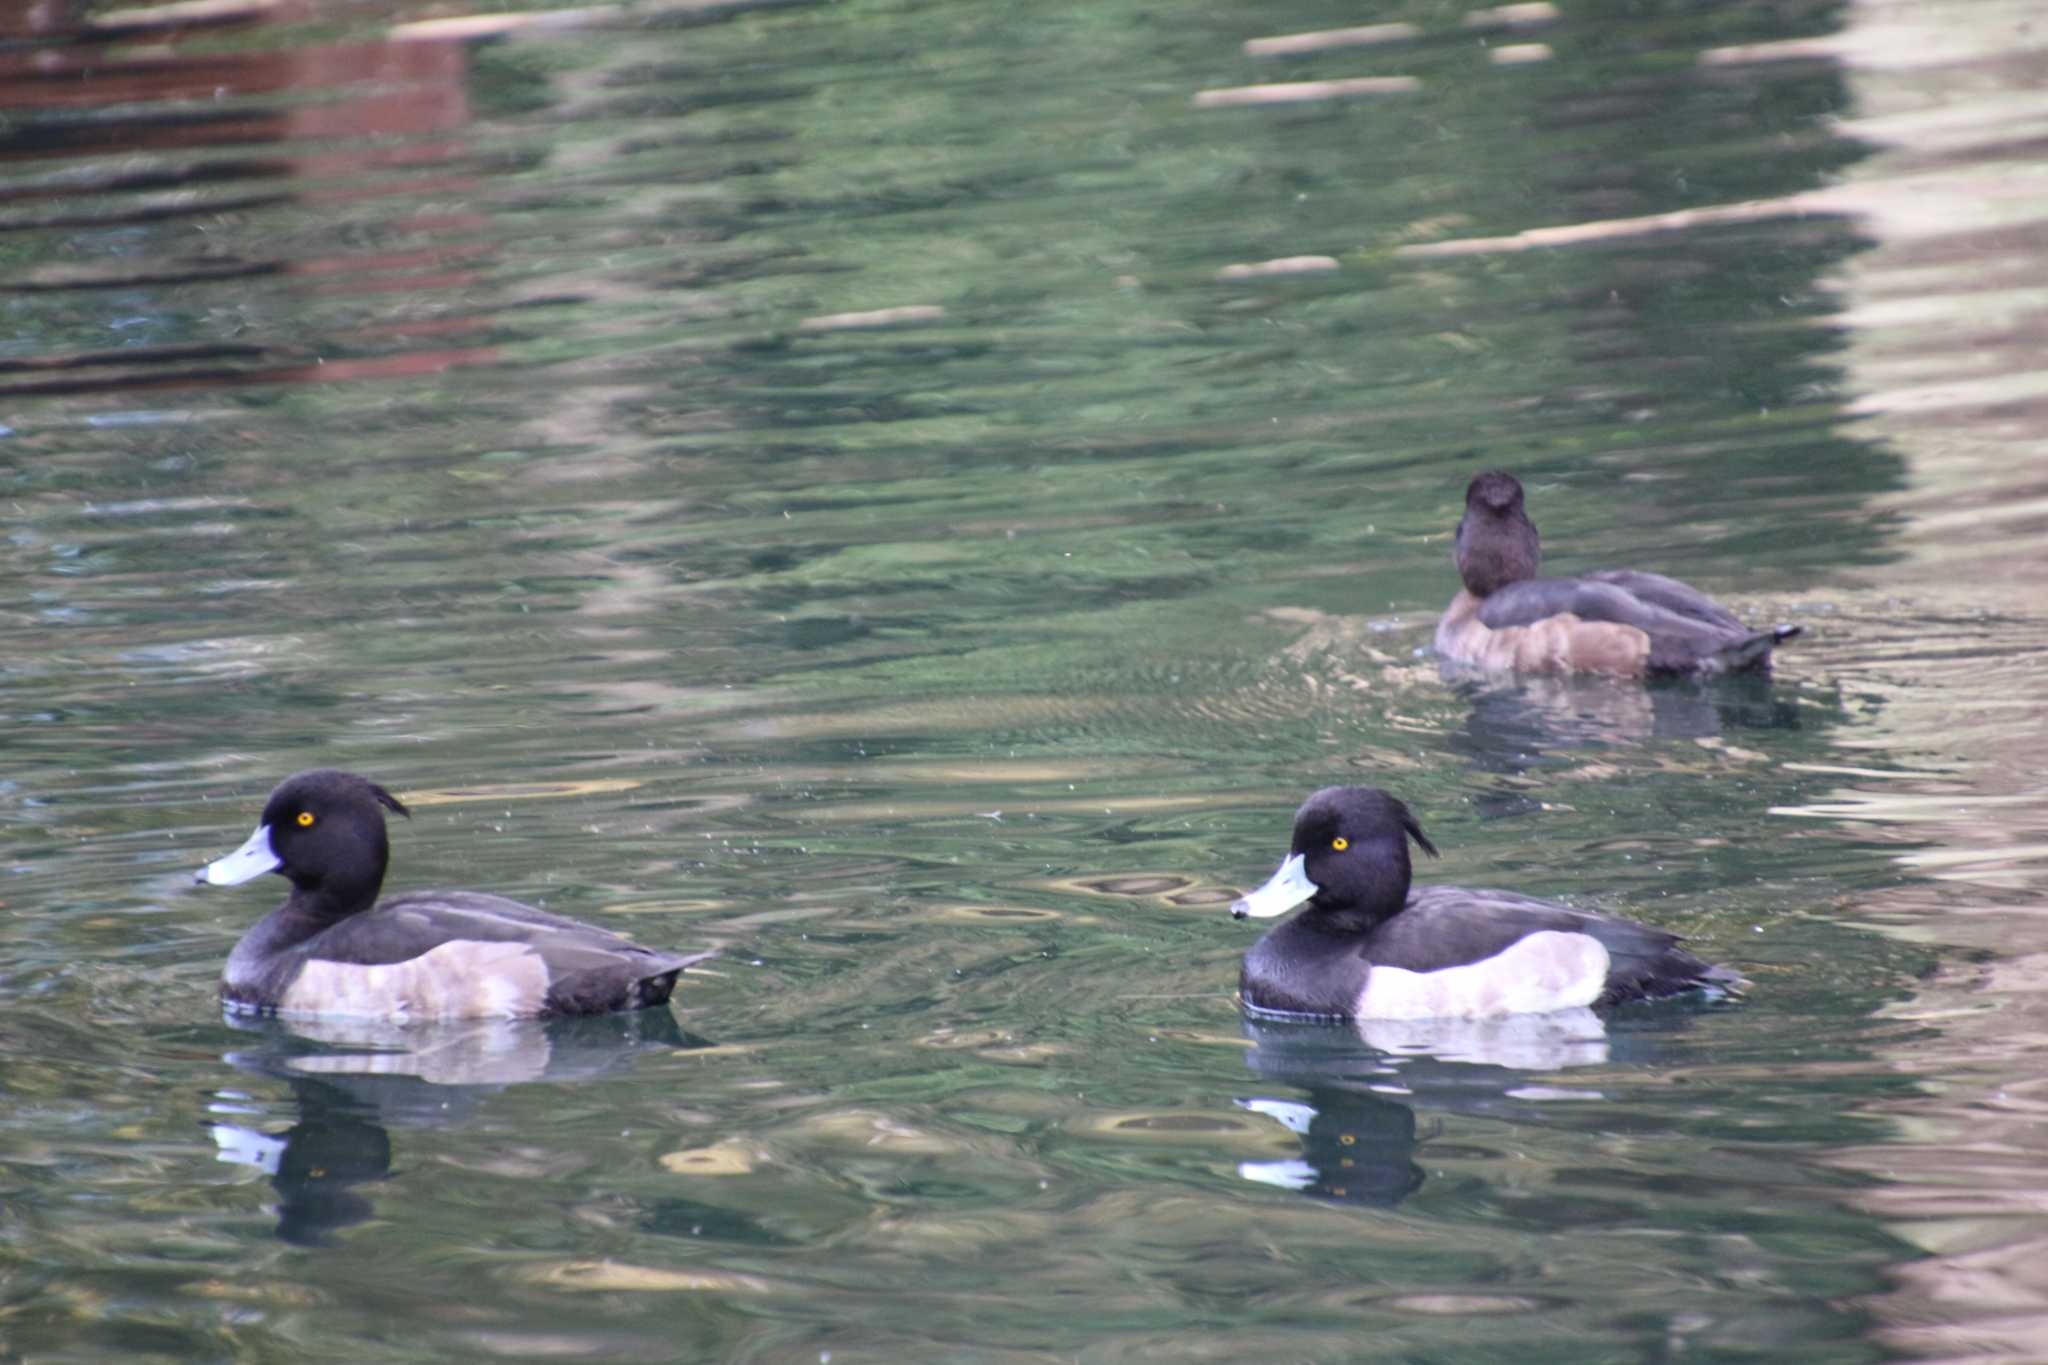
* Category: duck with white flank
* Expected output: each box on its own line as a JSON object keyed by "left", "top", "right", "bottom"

{"left": 1232, "top": 786, "right": 1738, "bottom": 1019}
{"left": 198, "top": 769, "right": 711, "bottom": 1020}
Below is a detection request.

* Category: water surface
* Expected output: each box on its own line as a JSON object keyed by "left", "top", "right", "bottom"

{"left": 3, "top": 0, "right": 2046, "bottom": 1359}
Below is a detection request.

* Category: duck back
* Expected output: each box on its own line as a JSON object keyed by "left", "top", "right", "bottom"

{"left": 1242, "top": 887, "right": 1732, "bottom": 1019}
{"left": 1443, "top": 574, "right": 1798, "bottom": 676}
{"left": 1379, "top": 888, "right": 1731, "bottom": 1006}
{"left": 227, "top": 891, "right": 707, "bottom": 1019}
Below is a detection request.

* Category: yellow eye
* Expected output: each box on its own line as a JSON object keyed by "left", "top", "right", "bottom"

{"left": 1332, "top": 836, "right": 1349, "bottom": 851}
{"left": 296, "top": 811, "right": 315, "bottom": 827}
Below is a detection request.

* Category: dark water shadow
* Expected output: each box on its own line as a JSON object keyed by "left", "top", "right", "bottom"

{"left": 1439, "top": 659, "right": 1821, "bottom": 776}
{"left": 210, "top": 1008, "right": 710, "bottom": 1246}
{"left": 1235, "top": 1008, "right": 1707, "bottom": 1208}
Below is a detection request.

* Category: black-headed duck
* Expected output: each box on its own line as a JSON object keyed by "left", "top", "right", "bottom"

{"left": 1231, "top": 786, "right": 1736, "bottom": 1019}
{"left": 197, "top": 769, "right": 711, "bottom": 1019}
{"left": 1436, "top": 471, "right": 1800, "bottom": 677}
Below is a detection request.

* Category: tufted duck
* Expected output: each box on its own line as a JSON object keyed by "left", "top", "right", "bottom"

{"left": 197, "top": 769, "right": 711, "bottom": 1020}
{"left": 1231, "top": 786, "right": 1737, "bottom": 1019}
{"left": 1436, "top": 471, "right": 1800, "bottom": 677}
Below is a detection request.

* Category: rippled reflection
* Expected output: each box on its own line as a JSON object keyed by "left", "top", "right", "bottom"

{"left": 1443, "top": 664, "right": 1814, "bottom": 767}
{"left": 1237, "top": 1012, "right": 1612, "bottom": 1205}
{"left": 1, "top": 0, "right": 2044, "bottom": 1355}
{"left": 212, "top": 1009, "right": 708, "bottom": 1245}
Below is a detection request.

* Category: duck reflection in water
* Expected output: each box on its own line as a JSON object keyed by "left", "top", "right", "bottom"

{"left": 209, "top": 1008, "right": 709, "bottom": 1245}
{"left": 1235, "top": 1010, "right": 1613, "bottom": 1208}
{"left": 1442, "top": 663, "right": 1808, "bottom": 786}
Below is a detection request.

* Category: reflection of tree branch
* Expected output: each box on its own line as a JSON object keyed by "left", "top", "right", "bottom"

{"left": 0, "top": 343, "right": 269, "bottom": 373}
{"left": 0, "top": 194, "right": 292, "bottom": 232}
{"left": 0, "top": 366, "right": 284, "bottom": 399}
{"left": 0, "top": 160, "right": 291, "bottom": 204}
{"left": 0, "top": 343, "right": 285, "bottom": 398}
{"left": 82, "top": 0, "right": 285, "bottom": 44}
{"left": 0, "top": 346, "right": 501, "bottom": 398}
{"left": 8, "top": 260, "right": 281, "bottom": 292}
{"left": 0, "top": 109, "right": 292, "bottom": 158}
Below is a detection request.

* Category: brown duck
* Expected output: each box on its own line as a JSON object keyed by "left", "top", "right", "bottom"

{"left": 1435, "top": 471, "right": 1800, "bottom": 677}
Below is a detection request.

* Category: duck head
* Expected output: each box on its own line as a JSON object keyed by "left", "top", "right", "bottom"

{"left": 197, "top": 769, "right": 410, "bottom": 919}
{"left": 1454, "top": 470, "right": 1541, "bottom": 597}
{"left": 1231, "top": 786, "right": 1440, "bottom": 930}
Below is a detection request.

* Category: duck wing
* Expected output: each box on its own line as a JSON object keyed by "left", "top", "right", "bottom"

{"left": 1581, "top": 569, "right": 1746, "bottom": 631}
{"left": 310, "top": 891, "right": 677, "bottom": 963}
{"left": 1378, "top": 888, "right": 1729, "bottom": 1005}
{"left": 1362, "top": 888, "right": 1585, "bottom": 970}
{"left": 1476, "top": 576, "right": 1727, "bottom": 637}
{"left": 311, "top": 892, "right": 712, "bottom": 1014}
{"left": 1476, "top": 575, "right": 1792, "bottom": 673}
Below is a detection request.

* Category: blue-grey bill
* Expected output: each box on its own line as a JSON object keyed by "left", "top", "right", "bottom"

{"left": 1236, "top": 1097, "right": 1316, "bottom": 1134}
{"left": 1237, "top": 1158, "right": 1318, "bottom": 1191}
{"left": 198, "top": 823, "right": 281, "bottom": 886}
{"left": 1229, "top": 852, "right": 1317, "bottom": 919}
{"left": 210, "top": 1123, "right": 285, "bottom": 1174}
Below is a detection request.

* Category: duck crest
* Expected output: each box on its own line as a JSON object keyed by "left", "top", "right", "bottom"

{"left": 263, "top": 770, "right": 408, "bottom": 921}
{"left": 1293, "top": 786, "right": 1439, "bottom": 932}
{"left": 1454, "top": 470, "right": 1540, "bottom": 597}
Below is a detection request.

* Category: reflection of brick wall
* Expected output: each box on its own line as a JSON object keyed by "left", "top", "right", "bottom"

{"left": 2, "top": 17, "right": 470, "bottom": 147}
{"left": 0, "top": 3, "right": 501, "bottom": 398}
{"left": 7, "top": 0, "right": 303, "bottom": 43}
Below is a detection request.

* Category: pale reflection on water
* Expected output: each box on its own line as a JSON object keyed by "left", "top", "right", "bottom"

{"left": 1786, "top": 0, "right": 2048, "bottom": 1336}
{"left": 211, "top": 1010, "right": 710, "bottom": 1245}
{"left": 1236, "top": 1010, "right": 1615, "bottom": 1205}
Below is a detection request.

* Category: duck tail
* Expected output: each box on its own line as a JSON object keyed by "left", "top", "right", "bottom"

{"left": 1698, "top": 961, "right": 1748, "bottom": 997}
{"left": 1709, "top": 623, "right": 1802, "bottom": 674}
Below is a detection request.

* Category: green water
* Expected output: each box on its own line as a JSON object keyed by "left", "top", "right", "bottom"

{"left": 4, "top": 0, "right": 2047, "bottom": 1359}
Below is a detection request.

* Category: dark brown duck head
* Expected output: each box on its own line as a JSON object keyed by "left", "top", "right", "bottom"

{"left": 1453, "top": 470, "right": 1541, "bottom": 597}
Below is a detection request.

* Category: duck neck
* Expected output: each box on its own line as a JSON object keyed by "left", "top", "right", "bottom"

{"left": 276, "top": 860, "right": 386, "bottom": 935}
{"left": 1301, "top": 893, "right": 1404, "bottom": 938}
{"left": 1457, "top": 510, "right": 1541, "bottom": 597}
